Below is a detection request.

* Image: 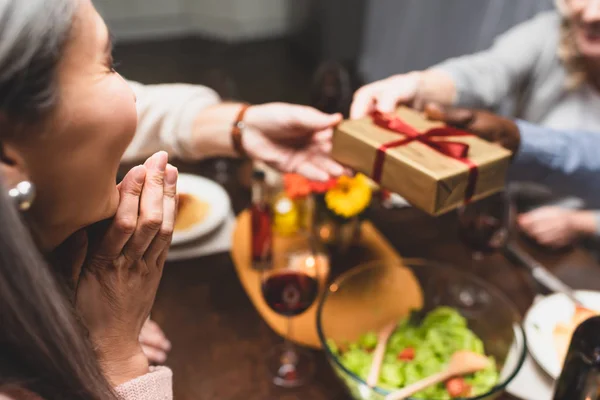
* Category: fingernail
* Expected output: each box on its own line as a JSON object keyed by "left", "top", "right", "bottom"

{"left": 155, "top": 151, "right": 168, "bottom": 172}
{"left": 165, "top": 165, "right": 178, "bottom": 185}
{"left": 165, "top": 340, "right": 172, "bottom": 351}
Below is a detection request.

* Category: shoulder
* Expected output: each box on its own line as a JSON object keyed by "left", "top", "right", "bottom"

{"left": 519, "top": 10, "right": 561, "bottom": 32}
{"left": 125, "top": 80, "right": 221, "bottom": 102}
{"left": 496, "top": 10, "right": 561, "bottom": 45}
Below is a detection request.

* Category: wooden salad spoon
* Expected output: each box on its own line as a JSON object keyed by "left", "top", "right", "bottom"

{"left": 385, "top": 350, "right": 490, "bottom": 400}
{"left": 366, "top": 321, "right": 397, "bottom": 387}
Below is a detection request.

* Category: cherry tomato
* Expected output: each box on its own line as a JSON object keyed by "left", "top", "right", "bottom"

{"left": 446, "top": 377, "right": 471, "bottom": 397}
{"left": 397, "top": 347, "right": 415, "bottom": 361}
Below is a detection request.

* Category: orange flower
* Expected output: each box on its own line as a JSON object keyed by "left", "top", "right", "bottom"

{"left": 284, "top": 174, "right": 340, "bottom": 198}
{"left": 284, "top": 174, "right": 311, "bottom": 199}
{"left": 309, "top": 178, "right": 338, "bottom": 194}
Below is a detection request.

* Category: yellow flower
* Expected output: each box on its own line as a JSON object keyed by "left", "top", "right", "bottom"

{"left": 325, "top": 173, "right": 372, "bottom": 218}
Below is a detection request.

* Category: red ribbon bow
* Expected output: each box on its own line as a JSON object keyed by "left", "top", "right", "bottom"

{"left": 371, "top": 111, "right": 479, "bottom": 202}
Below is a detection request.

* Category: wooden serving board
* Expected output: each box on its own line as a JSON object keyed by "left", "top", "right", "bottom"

{"left": 230, "top": 210, "right": 405, "bottom": 349}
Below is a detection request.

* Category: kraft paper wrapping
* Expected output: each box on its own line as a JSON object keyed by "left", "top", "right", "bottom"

{"left": 332, "top": 107, "right": 512, "bottom": 216}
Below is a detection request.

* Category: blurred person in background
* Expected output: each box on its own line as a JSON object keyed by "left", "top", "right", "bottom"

{"left": 351, "top": 0, "right": 600, "bottom": 249}
{"left": 0, "top": 0, "right": 345, "bottom": 396}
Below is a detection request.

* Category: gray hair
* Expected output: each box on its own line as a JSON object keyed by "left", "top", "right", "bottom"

{"left": 0, "top": 0, "right": 77, "bottom": 122}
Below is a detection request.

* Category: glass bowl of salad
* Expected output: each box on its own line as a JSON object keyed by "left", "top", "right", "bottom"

{"left": 316, "top": 259, "right": 526, "bottom": 399}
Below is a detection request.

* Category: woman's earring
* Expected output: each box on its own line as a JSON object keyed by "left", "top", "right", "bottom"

{"left": 8, "top": 181, "right": 36, "bottom": 211}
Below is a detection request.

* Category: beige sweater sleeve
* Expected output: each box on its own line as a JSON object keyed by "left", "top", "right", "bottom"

{"left": 114, "top": 366, "right": 173, "bottom": 400}
{"left": 123, "top": 80, "right": 222, "bottom": 163}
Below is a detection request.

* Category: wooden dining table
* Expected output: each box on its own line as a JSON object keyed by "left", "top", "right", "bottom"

{"left": 150, "top": 158, "right": 600, "bottom": 400}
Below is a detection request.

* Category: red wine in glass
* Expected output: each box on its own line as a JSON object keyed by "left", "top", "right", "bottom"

{"left": 262, "top": 272, "right": 319, "bottom": 317}
{"left": 455, "top": 192, "right": 513, "bottom": 309}
{"left": 260, "top": 249, "right": 325, "bottom": 388}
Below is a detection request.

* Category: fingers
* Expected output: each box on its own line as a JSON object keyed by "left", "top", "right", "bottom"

{"left": 518, "top": 207, "right": 557, "bottom": 226}
{"left": 518, "top": 219, "right": 555, "bottom": 245}
{"left": 157, "top": 246, "right": 170, "bottom": 271}
{"left": 375, "top": 83, "right": 417, "bottom": 114}
{"left": 518, "top": 210, "right": 547, "bottom": 234}
{"left": 140, "top": 319, "right": 172, "bottom": 352}
{"left": 350, "top": 82, "right": 381, "bottom": 119}
{"left": 141, "top": 343, "right": 168, "bottom": 364}
{"left": 296, "top": 163, "right": 329, "bottom": 182}
{"left": 308, "top": 153, "right": 345, "bottom": 178}
{"left": 147, "top": 164, "right": 178, "bottom": 262}
{"left": 282, "top": 141, "right": 344, "bottom": 181}
{"left": 351, "top": 74, "right": 420, "bottom": 119}
{"left": 123, "top": 152, "right": 168, "bottom": 261}
{"left": 525, "top": 229, "right": 567, "bottom": 248}
{"left": 98, "top": 165, "right": 147, "bottom": 258}
{"left": 424, "top": 103, "right": 474, "bottom": 128}
{"left": 312, "top": 129, "right": 334, "bottom": 144}
{"left": 289, "top": 106, "right": 342, "bottom": 131}
{"left": 518, "top": 208, "right": 573, "bottom": 247}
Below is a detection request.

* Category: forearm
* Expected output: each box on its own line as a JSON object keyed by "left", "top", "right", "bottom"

{"left": 414, "top": 69, "right": 457, "bottom": 107}
{"left": 432, "top": 53, "right": 513, "bottom": 109}
{"left": 510, "top": 120, "right": 600, "bottom": 206}
{"left": 431, "top": 12, "right": 556, "bottom": 109}
{"left": 123, "top": 81, "right": 222, "bottom": 162}
{"left": 189, "top": 102, "right": 246, "bottom": 158}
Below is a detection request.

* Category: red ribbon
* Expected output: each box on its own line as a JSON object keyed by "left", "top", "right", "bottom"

{"left": 371, "top": 111, "right": 479, "bottom": 202}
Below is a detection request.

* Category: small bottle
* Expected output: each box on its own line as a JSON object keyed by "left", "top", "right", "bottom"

{"left": 250, "top": 170, "right": 273, "bottom": 270}
{"left": 273, "top": 193, "right": 299, "bottom": 236}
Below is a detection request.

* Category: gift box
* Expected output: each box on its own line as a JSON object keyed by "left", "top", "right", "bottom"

{"left": 331, "top": 106, "right": 512, "bottom": 216}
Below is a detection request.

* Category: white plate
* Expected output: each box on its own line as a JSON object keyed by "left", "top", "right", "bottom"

{"left": 524, "top": 290, "right": 600, "bottom": 379}
{"left": 171, "top": 174, "right": 231, "bottom": 246}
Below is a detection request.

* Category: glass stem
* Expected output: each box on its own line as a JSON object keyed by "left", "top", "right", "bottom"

{"left": 283, "top": 317, "right": 298, "bottom": 367}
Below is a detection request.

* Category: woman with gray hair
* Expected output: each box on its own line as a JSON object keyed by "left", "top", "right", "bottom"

{"left": 0, "top": 0, "right": 344, "bottom": 398}
{"left": 351, "top": 0, "right": 600, "bottom": 250}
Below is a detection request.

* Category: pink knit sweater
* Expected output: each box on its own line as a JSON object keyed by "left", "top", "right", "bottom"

{"left": 0, "top": 367, "right": 173, "bottom": 400}
{"left": 115, "top": 366, "right": 173, "bottom": 400}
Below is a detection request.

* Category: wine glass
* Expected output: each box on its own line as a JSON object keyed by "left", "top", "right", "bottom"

{"left": 455, "top": 191, "right": 515, "bottom": 308}
{"left": 260, "top": 237, "right": 327, "bottom": 388}
{"left": 458, "top": 191, "right": 515, "bottom": 261}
